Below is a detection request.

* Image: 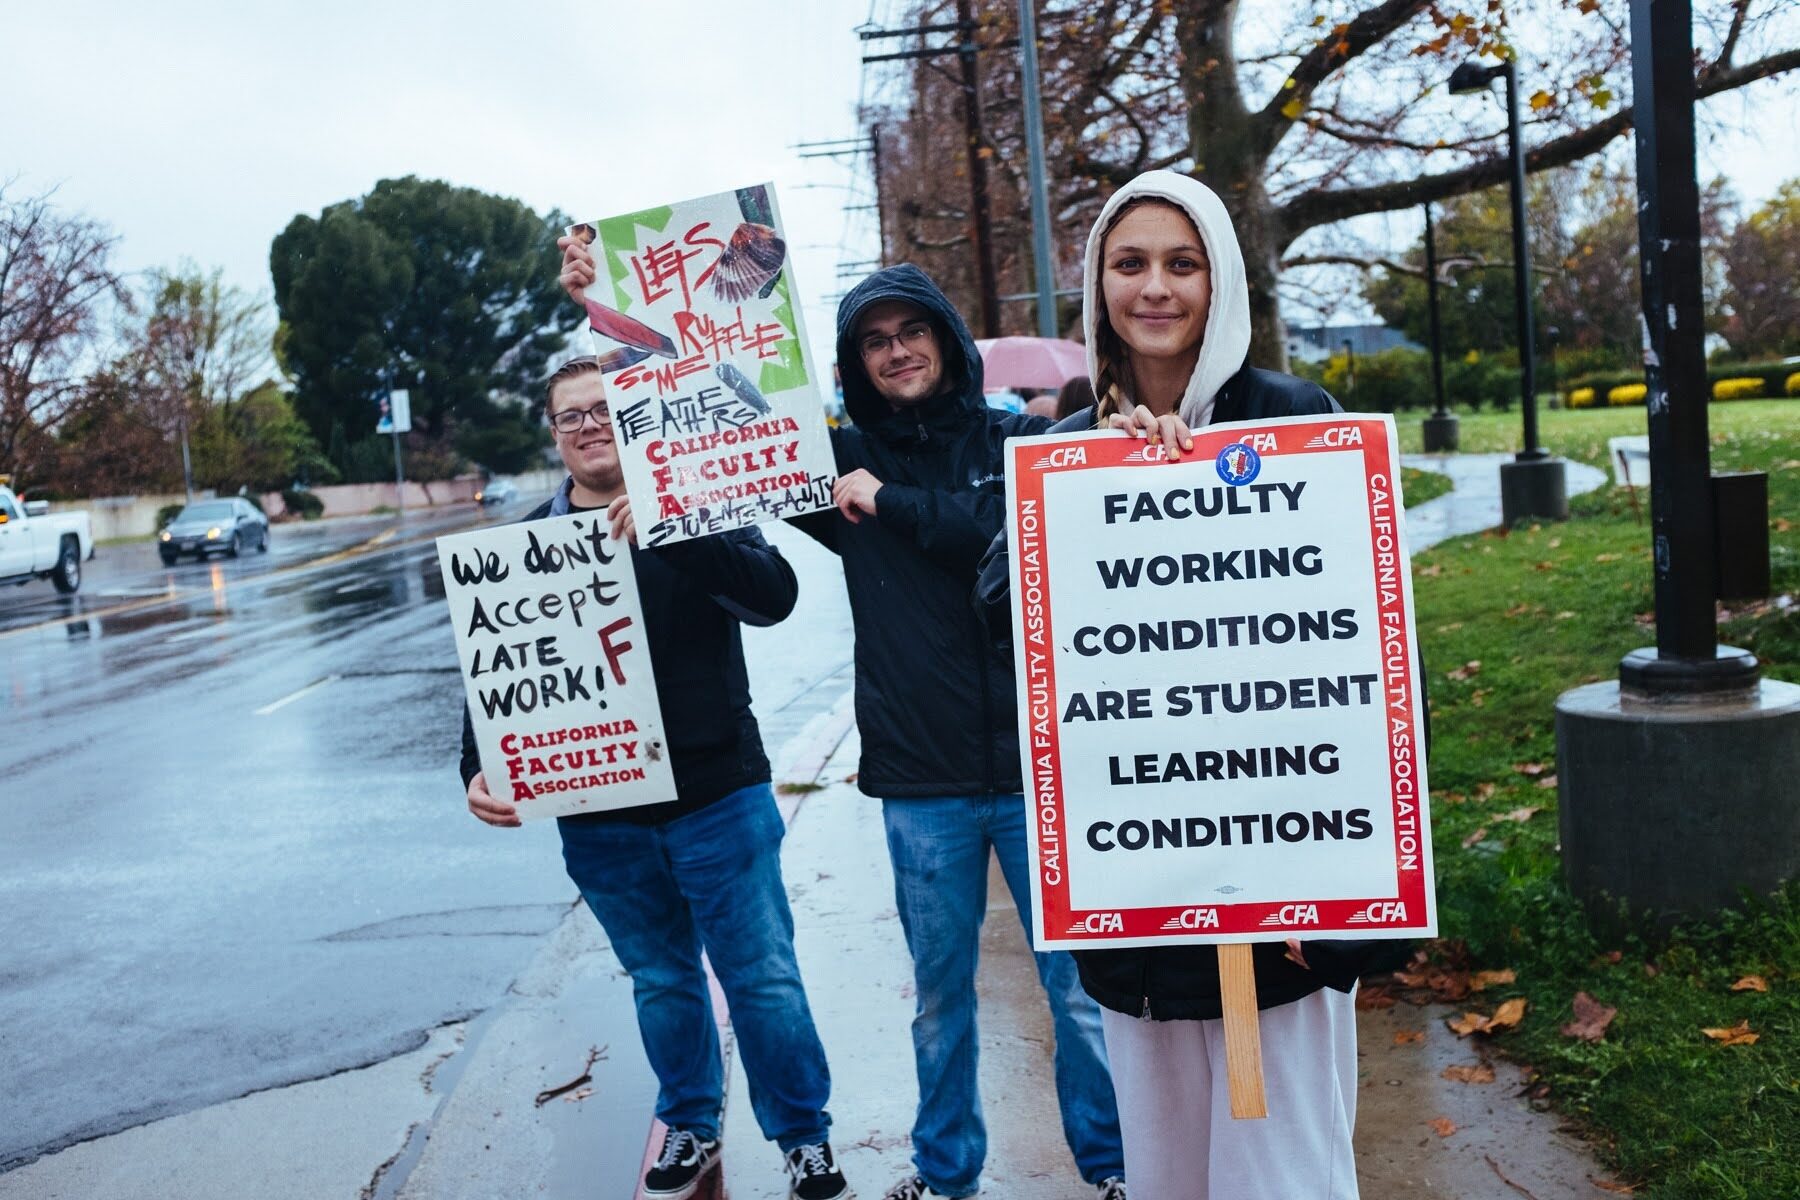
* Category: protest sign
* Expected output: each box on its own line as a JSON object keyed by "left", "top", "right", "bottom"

{"left": 570, "top": 183, "right": 836, "bottom": 546}
{"left": 1006, "top": 414, "right": 1435, "bottom": 949}
{"left": 437, "top": 512, "right": 676, "bottom": 820}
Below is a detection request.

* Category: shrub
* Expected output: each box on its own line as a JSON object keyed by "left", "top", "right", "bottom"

{"left": 281, "top": 489, "right": 325, "bottom": 519}
{"left": 1713, "top": 377, "right": 1768, "bottom": 401}
{"left": 1569, "top": 387, "right": 1597, "bottom": 409}
{"left": 1785, "top": 371, "right": 1800, "bottom": 397}
{"left": 155, "top": 503, "right": 184, "bottom": 530}
{"left": 1563, "top": 359, "right": 1800, "bottom": 407}
{"left": 1607, "top": 383, "right": 1648, "bottom": 406}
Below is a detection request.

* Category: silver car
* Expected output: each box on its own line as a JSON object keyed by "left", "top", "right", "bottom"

{"left": 159, "top": 499, "right": 270, "bottom": 564}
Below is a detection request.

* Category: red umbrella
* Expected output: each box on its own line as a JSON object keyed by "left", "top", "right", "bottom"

{"left": 975, "top": 336, "right": 1088, "bottom": 389}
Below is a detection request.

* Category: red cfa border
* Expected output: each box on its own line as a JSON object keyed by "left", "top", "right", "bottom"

{"left": 1010, "top": 416, "right": 1432, "bottom": 947}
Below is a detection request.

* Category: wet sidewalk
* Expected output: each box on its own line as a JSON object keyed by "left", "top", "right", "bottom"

{"left": 1403, "top": 452, "right": 1608, "bottom": 551}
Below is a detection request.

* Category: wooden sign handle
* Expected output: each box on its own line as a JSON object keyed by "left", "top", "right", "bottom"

{"left": 1218, "top": 943, "right": 1268, "bottom": 1119}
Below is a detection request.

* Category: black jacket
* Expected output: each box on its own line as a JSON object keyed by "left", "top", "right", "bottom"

{"left": 460, "top": 495, "right": 797, "bottom": 826}
{"left": 792, "top": 264, "right": 1051, "bottom": 797}
{"left": 977, "top": 366, "right": 1414, "bottom": 1020}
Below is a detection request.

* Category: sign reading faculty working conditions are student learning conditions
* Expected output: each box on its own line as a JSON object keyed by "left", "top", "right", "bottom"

{"left": 1006, "top": 414, "right": 1435, "bottom": 949}
{"left": 436, "top": 513, "right": 676, "bottom": 821}
{"left": 569, "top": 183, "right": 836, "bottom": 547}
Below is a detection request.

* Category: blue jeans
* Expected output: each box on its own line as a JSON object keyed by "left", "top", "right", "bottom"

{"left": 559, "top": 783, "right": 832, "bottom": 1151}
{"left": 882, "top": 794, "right": 1124, "bottom": 1195}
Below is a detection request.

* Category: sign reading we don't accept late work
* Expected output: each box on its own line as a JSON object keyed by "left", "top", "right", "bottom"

{"left": 1006, "top": 414, "right": 1436, "bottom": 950}
{"left": 437, "top": 513, "right": 676, "bottom": 820}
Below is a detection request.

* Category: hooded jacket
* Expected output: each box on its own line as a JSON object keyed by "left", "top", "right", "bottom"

{"left": 795, "top": 264, "right": 1051, "bottom": 797}
{"left": 976, "top": 171, "right": 1410, "bottom": 1020}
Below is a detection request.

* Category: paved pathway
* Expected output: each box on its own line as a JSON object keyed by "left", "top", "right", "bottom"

{"left": 1404, "top": 452, "right": 1608, "bottom": 550}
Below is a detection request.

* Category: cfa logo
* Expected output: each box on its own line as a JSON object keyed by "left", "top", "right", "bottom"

{"left": 1160, "top": 907, "right": 1221, "bottom": 931}
{"left": 1035, "top": 446, "right": 1088, "bottom": 469}
{"left": 1303, "top": 425, "right": 1365, "bottom": 449}
{"left": 1346, "top": 901, "right": 1409, "bottom": 924}
{"left": 1121, "top": 443, "right": 1169, "bottom": 463}
{"left": 1066, "top": 912, "right": 1124, "bottom": 934}
{"left": 1258, "top": 904, "right": 1321, "bottom": 927}
{"left": 1241, "top": 432, "right": 1278, "bottom": 453}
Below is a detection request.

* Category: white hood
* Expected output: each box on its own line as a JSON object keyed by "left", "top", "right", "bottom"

{"left": 1081, "top": 171, "right": 1251, "bottom": 429}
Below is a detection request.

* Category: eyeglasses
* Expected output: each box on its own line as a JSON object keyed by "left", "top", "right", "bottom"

{"left": 550, "top": 402, "right": 612, "bottom": 434}
{"left": 859, "top": 322, "right": 934, "bottom": 360}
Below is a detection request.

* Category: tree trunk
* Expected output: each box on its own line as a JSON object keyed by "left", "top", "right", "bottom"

{"left": 1177, "top": 0, "right": 1288, "bottom": 373}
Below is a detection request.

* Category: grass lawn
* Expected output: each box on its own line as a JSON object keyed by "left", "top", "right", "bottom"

{"left": 1400, "top": 464, "right": 1454, "bottom": 507}
{"left": 1407, "top": 397, "right": 1798, "bottom": 1197}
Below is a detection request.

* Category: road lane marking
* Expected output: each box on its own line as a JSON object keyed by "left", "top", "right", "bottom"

{"left": 255, "top": 675, "right": 342, "bottom": 716}
{"left": 0, "top": 525, "right": 432, "bottom": 643}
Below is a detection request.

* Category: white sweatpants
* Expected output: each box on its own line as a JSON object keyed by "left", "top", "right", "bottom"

{"left": 1100, "top": 986, "right": 1360, "bottom": 1200}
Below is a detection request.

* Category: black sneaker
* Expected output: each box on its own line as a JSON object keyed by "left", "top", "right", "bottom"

{"left": 880, "top": 1177, "right": 956, "bottom": 1200}
{"left": 786, "top": 1141, "right": 854, "bottom": 1199}
{"left": 1095, "top": 1178, "right": 1127, "bottom": 1200}
{"left": 642, "top": 1128, "right": 719, "bottom": 1200}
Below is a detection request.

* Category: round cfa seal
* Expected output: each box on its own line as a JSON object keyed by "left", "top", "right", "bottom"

{"left": 1216, "top": 442, "right": 1261, "bottom": 486}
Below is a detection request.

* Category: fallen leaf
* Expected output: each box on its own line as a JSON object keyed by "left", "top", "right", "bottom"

{"left": 1561, "top": 991, "right": 1617, "bottom": 1042}
{"left": 1393, "top": 1029, "right": 1427, "bottom": 1045}
{"left": 1537, "top": 774, "right": 1558, "bottom": 789}
{"left": 1548, "top": 537, "right": 1562, "bottom": 549}
{"left": 1530, "top": 90, "right": 1555, "bottom": 110}
{"left": 1605, "top": 950, "right": 1624, "bottom": 964}
{"left": 1418, "top": 563, "right": 1443, "bottom": 576}
{"left": 1589, "top": 1178, "right": 1635, "bottom": 1194}
{"left": 1438, "top": 622, "right": 1464, "bottom": 633}
{"left": 1447, "top": 1011, "right": 1488, "bottom": 1037}
{"left": 1356, "top": 985, "right": 1397, "bottom": 1010}
{"left": 1533, "top": 560, "right": 1556, "bottom": 571}
{"left": 1505, "top": 603, "right": 1532, "bottom": 617}
{"left": 1447, "top": 660, "right": 1482, "bottom": 681}
{"left": 1440, "top": 792, "right": 1467, "bottom": 805}
{"left": 1462, "top": 827, "right": 1489, "bottom": 848}
{"left": 1428, "top": 1116, "right": 1458, "bottom": 1137}
{"left": 1702, "top": 1020, "right": 1759, "bottom": 1046}
{"left": 1556, "top": 610, "right": 1577, "bottom": 619}
{"left": 1442, "top": 1063, "right": 1495, "bottom": 1083}
{"left": 1475, "top": 782, "right": 1497, "bottom": 802}
{"left": 1495, "top": 806, "right": 1541, "bottom": 823}
{"left": 1730, "top": 975, "right": 1769, "bottom": 993}
{"left": 1485, "top": 997, "right": 1528, "bottom": 1032}
{"left": 1772, "top": 517, "right": 1792, "bottom": 532}
{"left": 1471, "top": 969, "right": 1516, "bottom": 991}
{"left": 1594, "top": 552, "right": 1621, "bottom": 562}
{"left": 1514, "top": 761, "right": 1551, "bottom": 776}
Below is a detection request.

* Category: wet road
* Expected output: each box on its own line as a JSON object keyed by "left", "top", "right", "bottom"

{"left": 0, "top": 511, "right": 853, "bottom": 1169}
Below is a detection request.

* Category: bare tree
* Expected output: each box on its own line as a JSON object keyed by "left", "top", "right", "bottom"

{"left": 866, "top": 0, "right": 1799, "bottom": 366}
{"left": 0, "top": 183, "right": 128, "bottom": 488}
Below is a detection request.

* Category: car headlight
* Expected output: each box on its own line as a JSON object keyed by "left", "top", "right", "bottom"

{"left": 206, "top": 527, "right": 222, "bottom": 539}
{"left": 159, "top": 530, "right": 172, "bottom": 541}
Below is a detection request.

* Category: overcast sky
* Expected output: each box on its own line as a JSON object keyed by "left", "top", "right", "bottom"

{"left": 4, "top": 0, "right": 1794, "bottom": 369}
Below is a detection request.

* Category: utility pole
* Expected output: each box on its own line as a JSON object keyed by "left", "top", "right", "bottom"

{"left": 955, "top": 0, "right": 1001, "bottom": 336}
{"left": 860, "top": 15, "right": 1017, "bottom": 338}
{"left": 870, "top": 124, "right": 889, "bottom": 266}
{"left": 1015, "top": 0, "right": 1057, "bottom": 337}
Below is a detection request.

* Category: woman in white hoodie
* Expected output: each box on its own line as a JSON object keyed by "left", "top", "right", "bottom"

{"left": 981, "top": 169, "right": 1377, "bottom": 1199}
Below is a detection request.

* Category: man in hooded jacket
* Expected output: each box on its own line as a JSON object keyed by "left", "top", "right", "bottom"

{"left": 553, "top": 239, "right": 1126, "bottom": 1199}
{"left": 796, "top": 266, "right": 1126, "bottom": 1200}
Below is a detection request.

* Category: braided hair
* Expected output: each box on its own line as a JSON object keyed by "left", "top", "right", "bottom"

{"left": 1089, "top": 195, "right": 1193, "bottom": 427}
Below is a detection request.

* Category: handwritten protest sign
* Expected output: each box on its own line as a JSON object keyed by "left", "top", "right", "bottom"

{"left": 569, "top": 183, "right": 836, "bottom": 546}
{"left": 437, "top": 513, "right": 676, "bottom": 820}
{"left": 1006, "top": 414, "right": 1436, "bottom": 949}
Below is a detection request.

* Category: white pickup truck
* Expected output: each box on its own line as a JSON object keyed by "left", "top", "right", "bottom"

{"left": 0, "top": 484, "right": 94, "bottom": 594}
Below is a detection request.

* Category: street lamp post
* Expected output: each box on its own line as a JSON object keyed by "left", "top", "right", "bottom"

{"left": 1421, "top": 201, "right": 1460, "bottom": 451}
{"left": 1342, "top": 337, "right": 1356, "bottom": 404}
{"left": 1449, "top": 58, "right": 1567, "bottom": 521}
{"left": 1553, "top": 0, "right": 1795, "bottom": 935}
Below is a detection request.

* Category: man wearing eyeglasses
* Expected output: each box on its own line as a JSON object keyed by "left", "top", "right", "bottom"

{"left": 810, "top": 265, "right": 1127, "bottom": 1200}
{"left": 458, "top": 356, "right": 854, "bottom": 1200}
{"left": 554, "top": 239, "right": 1124, "bottom": 1198}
